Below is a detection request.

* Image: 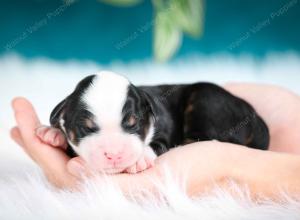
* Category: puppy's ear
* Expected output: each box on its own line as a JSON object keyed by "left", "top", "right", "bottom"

{"left": 141, "top": 91, "right": 157, "bottom": 122}
{"left": 50, "top": 98, "right": 67, "bottom": 128}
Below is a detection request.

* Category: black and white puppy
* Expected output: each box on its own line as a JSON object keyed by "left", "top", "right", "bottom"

{"left": 36, "top": 71, "right": 269, "bottom": 174}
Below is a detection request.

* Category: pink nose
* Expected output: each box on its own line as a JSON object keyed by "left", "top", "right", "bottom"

{"left": 104, "top": 152, "right": 123, "bottom": 162}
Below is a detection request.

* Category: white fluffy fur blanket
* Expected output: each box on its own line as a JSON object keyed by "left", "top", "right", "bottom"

{"left": 0, "top": 53, "right": 300, "bottom": 219}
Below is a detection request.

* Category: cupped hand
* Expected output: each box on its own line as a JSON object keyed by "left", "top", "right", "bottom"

{"left": 11, "top": 97, "right": 91, "bottom": 189}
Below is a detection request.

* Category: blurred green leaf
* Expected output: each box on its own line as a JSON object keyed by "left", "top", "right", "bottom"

{"left": 172, "top": 0, "right": 204, "bottom": 37}
{"left": 100, "top": 0, "right": 204, "bottom": 62}
{"left": 152, "top": 0, "right": 166, "bottom": 9}
{"left": 99, "top": 0, "right": 142, "bottom": 7}
{"left": 154, "top": 8, "right": 182, "bottom": 62}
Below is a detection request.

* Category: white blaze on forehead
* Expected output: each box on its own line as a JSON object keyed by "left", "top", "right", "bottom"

{"left": 82, "top": 71, "right": 130, "bottom": 129}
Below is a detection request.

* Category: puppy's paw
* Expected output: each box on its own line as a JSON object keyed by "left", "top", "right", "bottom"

{"left": 36, "top": 126, "right": 67, "bottom": 149}
{"left": 125, "top": 147, "right": 157, "bottom": 174}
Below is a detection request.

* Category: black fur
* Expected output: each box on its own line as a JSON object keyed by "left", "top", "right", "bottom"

{"left": 139, "top": 83, "right": 269, "bottom": 155}
{"left": 50, "top": 75, "right": 98, "bottom": 157}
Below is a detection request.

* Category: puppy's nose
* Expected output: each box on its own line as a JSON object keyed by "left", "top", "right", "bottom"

{"left": 104, "top": 152, "right": 123, "bottom": 162}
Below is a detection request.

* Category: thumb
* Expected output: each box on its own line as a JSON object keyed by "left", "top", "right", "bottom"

{"left": 67, "top": 157, "right": 92, "bottom": 178}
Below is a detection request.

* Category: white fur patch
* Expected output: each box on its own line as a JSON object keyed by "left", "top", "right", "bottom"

{"left": 144, "top": 118, "right": 155, "bottom": 146}
{"left": 59, "top": 118, "right": 78, "bottom": 151}
{"left": 83, "top": 71, "right": 130, "bottom": 129}
{"left": 59, "top": 118, "right": 66, "bottom": 133}
{"left": 2, "top": 167, "right": 300, "bottom": 219}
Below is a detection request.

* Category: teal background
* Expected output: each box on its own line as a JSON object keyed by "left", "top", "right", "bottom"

{"left": 0, "top": 0, "right": 299, "bottom": 63}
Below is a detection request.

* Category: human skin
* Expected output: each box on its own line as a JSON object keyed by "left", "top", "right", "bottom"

{"left": 10, "top": 83, "right": 300, "bottom": 198}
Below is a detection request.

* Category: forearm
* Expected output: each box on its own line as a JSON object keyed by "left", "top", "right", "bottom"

{"left": 155, "top": 141, "right": 235, "bottom": 196}
{"left": 165, "top": 142, "right": 300, "bottom": 199}
{"left": 231, "top": 147, "right": 300, "bottom": 199}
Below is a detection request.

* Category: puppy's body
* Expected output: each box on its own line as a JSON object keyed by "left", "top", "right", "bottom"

{"left": 38, "top": 71, "right": 269, "bottom": 173}
{"left": 140, "top": 83, "right": 269, "bottom": 155}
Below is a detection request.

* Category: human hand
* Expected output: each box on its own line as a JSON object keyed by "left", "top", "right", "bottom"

{"left": 11, "top": 97, "right": 91, "bottom": 189}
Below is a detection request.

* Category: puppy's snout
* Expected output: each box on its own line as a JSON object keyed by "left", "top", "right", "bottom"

{"left": 104, "top": 151, "right": 123, "bottom": 162}
{"left": 101, "top": 138, "right": 126, "bottom": 163}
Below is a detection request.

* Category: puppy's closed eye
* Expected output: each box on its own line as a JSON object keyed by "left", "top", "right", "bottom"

{"left": 128, "top": 115, "right": 137, "bottom": 126}
{"left": 123, "top": 114, "right": 138, "bottom": 131}
{"left": 84, "top": 118, "right": 99, "bottom": 133}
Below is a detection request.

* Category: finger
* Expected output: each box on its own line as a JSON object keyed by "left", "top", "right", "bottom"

{"left": 10, "top": 126, "right": 39, "bottom": 162}
{"left": 136, "top": 158, "right": 147, "bottom": 172}
{"left": 12, "top": 97, "right": 41, "bottom": 144}
{"left": 68, "top": 158, "right": 157, "bottom": 193}
{"left": 35, "top": 126, "right": 50, "bottom": 139}
{"left": 125, "top": 164, "right": 137, "bottom": 174}
{"left": 10, "top": 126, "right": 25, "bottom": 147}
{"left": 36, "top": 126, "right": 67, "bottom": 150}
{"left": 109, "top": 168, "right": 157, "bottom": 194}
{"left": 145, "top": 156, "right": 155, "bottom": 168}
{"left": 67, "top": 157, "right": 92, "bottom": 178}
{"left": 12, "top": 97, "right": 78, "bottom": 187}
{"left": 12, "top": 97, "right": 45, "bottom": 161}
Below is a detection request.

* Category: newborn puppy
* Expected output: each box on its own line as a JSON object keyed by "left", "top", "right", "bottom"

{"left": 36, "top": 71, "right": 269, "bottom": 174}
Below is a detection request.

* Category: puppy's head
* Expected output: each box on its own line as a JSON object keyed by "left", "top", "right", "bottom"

{"left": 50, "top": 71, "right": 155, "bottom": 173}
